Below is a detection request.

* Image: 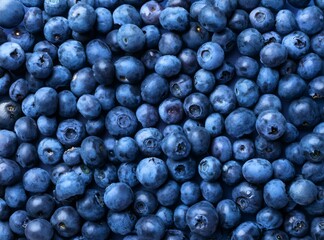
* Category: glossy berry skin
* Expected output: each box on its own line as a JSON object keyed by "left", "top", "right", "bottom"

{"left": 198, "top": 156, "right": 221, "bottom": 182}
{"left": 242, "top": 158, "right": 273, "bottom": 184}
{"left": 231, "top": 221, "right": 261, "bottom": 240}
{"left": 161, "top": 132, "right": 191, "bottom": 160}
{"left": 180, "top": 181, "right": 200, "bottom": 205}
{"left": 55, "top": 171, "right": 85, "bottom": 202}
{"left": 200, "top": 181, "right": 223, "bottom": 204}
{"left": 25, "top": 219, "right": 53, "bottom": 240}
{"left": 260, "top": 43, "right": 288, "bottom": 68}
{"left": 0, "top": 158, "right": 21, "bottom": 186}
{"left": 211, "top": 136, "right": 232, "bottom": 163}
{"left": 232, "top": 182, "right": 262, "bottom": 214}
{"left": 104, "top": 183, "right": 133, "bottom": 212}
{"left": 135, "top": 128, "right": 162, "bottom": 157}
{"left": 225, "top": 107, "right": 256, "bottom": 139}
{"left": 257, "top": 207, "right": 283, "bottom": 230}
{"left": 284, "top": 210, "right": 309, "bottom": 237}
{"left": 166, "top": 157, "right": 196, "bottom": 183}
{"left": 308, "top": 76, "right": 324, "bottom": 99}
{"left": 136, "top": 157, "right": 168, "bottom": 189}
{"left": 186, "top": 201, "right": 218, "bottom": 237}
{"left": 237, "top": 28, "right": 264, "bottom": 57}
{"left": 107, "top": 211, "right": 136, "bottom": 235}
{"left": 256, "top": 110, "right": 287, "bottom": 141}
{"left": 155, "top": 55, "right": 182, "bottom": 78}
{"left": 5, "top": 183, "right": 26, "bottom": 209}
{"left": 288, "top": 97, "right": 320, "bottom": 128}
{"left": 300, "top": 133, "right": 324, "bottom": 163}
{"left": 0, "top": 42, "right": 25, "bottom": 71}
{"left": 0, "top": 0, "right": 25, "bottom": 28}
{"left": 50, "top": 206, "right": 81, "bottom": 238}
{"left": 133, "top": 190, "right": 158, "bottom": 216}
{"left": 222, "top": 160, "right": 243, "bottom": 186}
{"left": 278, "top": 74, "right": 307, "bottom": 101}
{"left": 289, "top": 179, "right": 318, "bottom": 206}
{"left": 216, "top": 199, "right": 241, "bottom": 229}
{"left": 296, "top": 6, "right": 324, "bottom": 36}
{"left": 282, "top": 31, "right": 310, "bottom": 60}
{"left": 233, "top": 139, "right": 255, "bottom": 162}
{"left": 272, "top": 159, "right": 296, "bottom": 182}
{"left": 135, "top": 215, "right": 165, "bottom": 240}
{"left": 297, "top": 53, "right": 322, "bottom": 80}
{"left": 159, "top": 7, "right": 189, "bottom": 32}
{"left": 23, "top": 168, "right": 50, "bottom": 193}
{"left": 117, "top": 24, "right": 145, "bottom": 53}
{"left": 212, "top": 28, "right": 236, "bottom": 52}
{"left": 311, "top": 217, "right": 324, "bottom": 239}
{"left": 197, "top": 42, "right": 224, "bottom": 70}
{"left": 234, "top": 56, "right": 259, "bottom": 79}
{"left": 9, "top": 210, "right": 29, "bottom": 235}
{"left": 210, "top": 85, "right": 236, "bottom": 115}
{"left": 157, "top": 180, "right": 180, "bottom": 207}
{"left": 229, "top": 9, "right": 249, "bottom": 32}
{"left": 198, "top": 5, "right": 227, "bottom": 33}
{"left": 68, "top": 3, "right": 96, "bottom": 33}
{"left": 80, "top": 136, "right": 107, "bottom": 168}
{"left": 249, "top": 7, "right": 275, "bottom": 33}
{"left": 275, "top": 9, "right": 297, "bottom": 35}
{"left": 234, "top": 79, "right": 259, "bottom": 108}
{"left": 140, "top": 1, "right": 162, "bottom": 25}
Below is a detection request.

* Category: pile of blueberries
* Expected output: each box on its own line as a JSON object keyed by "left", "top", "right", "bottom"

{"left": 0, "top": 0, "right": 323, "bottom": 239}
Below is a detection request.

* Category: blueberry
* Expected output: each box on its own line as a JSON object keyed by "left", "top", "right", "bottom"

{"left": 282, "top": 31, "right": 311, "bottom": 60}
{"left": 141, "top": 73, "right": 168, "bottom": 105}
{"left": 9, "top": 210, "right": 30, "bottom": 235}
{"left": 5, "top": 183, "right": 26, "bottom": 208}
{"left": 229, "top": 9, "right": 249, "bottom": 32}
{"left": 260, "top": 43, "right": 288, "bottom": 68}
{"left": 0, "top": 221, "right": 14, "bottom": 240}
{"left": 186, "top": 201, "right": 218, "bottom": 237}
{"left": 86, "top": 39, "right": 112, "bottom": 65}
{"left": 288, "top": 0, "right": 310, "bottom": 8}
{"left": 225, "top": 107, "right": 256, "bottom": 139}
{"left": 7, "top": 27, "right": 35, "bottom": 52}
{"left": 159, "top": 7, "right": 189, "bottom": 32}
{"left": 23, "top": 168, "right": 50, "bottom": 193}
{"left": 275, "top": 10, "right": 297, "bottom": 35}
{"left": 194, "top": 69, "right": 216, "bottom": 94}
{"left": 105, "top": 106, "right": 138, "bottom": 137}
{"left": 232, "top": 221, "right": 261, "bottom": 239}
{"left": 161, "top": 132, "right": 191, "bottom": 160}
{"left": 166, "top": 157, "right": 196, "bottom": 183}
{"left": 242, "top": 158, "right": 273, "bottom": 184}
{"left": 284, "top": 210, "right": 309, "bottom": 237}
{"left": 297, "top": 53, "right": 322, "bottom": 80}
{"left": 113, "top": 4, "right": 142, "bottom": 26}
{"left": 254, "top": 94, "right": 282, "bottom": 115}
{"left": 68, "top": 3, "right": 96, "bottom": 33}
{"left": 182, "top": 22, "right": 210, "bottom": 50}
{"left": 55, "top": 171, "right": 85, "bottom": 202}
{"left": 15, "top": 143, "right": 38, "bottom": 168}
{"left": 222, "top": 160, "right": 243, "bottom": 186}
{"left": 159, "top": 32, "right": 182, "bottom": 55}
{"left": 200, "top": 181, "right": 223, "bottom": 204}
{"left": 159, "top": 98, "right": 184, "bottom": 124}
{"left": 0, "top": 42, "right": 25, "bottom": 71}
{"left": 0, "top": 0, "right": 25, "bottom": 28}
{"left": 157, "top": 180, "right": 180, "bottom": 207}
{"left": 44, "top": 17, "right": 70, "bottom": 45}
{"left": 296, "top": 6, "right": 324, "bottom": 36}
{"left": 180, "top": 181, "right": 201, "bottom": 205}
{"left": 135, "top": 127, "right": 162, "bottom": 157}
{"left": 114, "top": 137, "right": 139, "bottom": 162}
{"left": 136, "top": 104, "right": 159, "bottom": 128}
{"left": 255, "top": 135, "right": 282, "bottom": 160}
{"left": 80, "top": 136, "right": 107, "bottom": 168}
{"left": 262, "top": 230, "right": 289, "bottom": 240}
{"left": 81, "top": 221, "right": 110, "bottom": 240}
{"left": 46, "top": 65, "right": 72, "bottom": 90}
{"left": 232, "top": 182, "right": 262, "bottom": 214}
{"left": 58, "top": 40, "right": 86, "bottom": 71}
{"left": 117, "top": 24, "right": 145, "bottom": 53}
{"left": 234, "top": 56, "right": 259, "bottom": 79}
{"left": 234, "top": 78, "right": 260, "bottom": 108}
{"left": 37, "top": 137, "right": 63, "bottom": 165}
{"left": 233, "top": 139, "right": 255, "bottom": 161}
{"left": 94, "top": 85, "right": 115, "bottom": 112}
{"left": 118, "top": 163, "right": 139, "bottom": 187}
{"left": 308, "top": 76, "right": 324, "bottom": 99}
{"left": 155, "top": 55, "right": 182, "bottom": 78}
{"left": 204, "top": 113, "right": 224, "bottom": 137}
{"left": 95, "top": 7, "right": 113, "bottom": 34}
{"left": 0, "top": 130, "right": 17, "bottom": 158}
{"left": 37, "top": 116, "right": 57, "bottom": 136}
{"left": 50, "top": 206, "right": 81, "bottom": 238}
{"left": 56, "top": 119, "right": 85, "bottom": 147}
{"left": 133, "top": 190, "right": 158, "bottom": 216}
{"left": 256, "top": 207, "right": 283, "bottom": 230}
{"left": 77, "top": 94, "right": 102, "bottom": 120}
{"left": 76, "top": 189, "right": 106, "bottom": 221}
{"left": 198, "top": 6, "right": 226, "bottom": 33}
{"left": 285, "top": 142, "right": 306, "bottom": 166}
{"left": 237, "top": 28, "right": 264, "bottom": 57}
{"left": 34, "top": 87, "right": 57, "bottom": 116}
{"left": 197, "top": 42, "right": 224, "bottom": 70}
{"left": 289, "top": 179, "right": 318, "bottom": 206}
{"left": 272, "top": 159, "right": 296, "bottom": 182}
{"left": 25, "top": 219, "right": 53, "bottom": 240}
{"left": 142, "top": 25, "right": 161, "bottom": 49}
{"left": 107, "top": 211, "right": 136, "bottom": 235}
{"left": 135, "top": 215, "right": 165, "bottom": 240}
{"left": 116, "top": 84, "right": 142, "bottom": 109}
{"left": 249, "top": 7, "right": 275, "bottom": 33}
{"left": 170, "top": 74, "right": 193, "bottom": 99}
{"left": 136, "top": 157, "right": 168, "bottom": 189}
{"left": 311, "top": 217, "right": 324, "bottom": 239}
{"left": 209, "top": 85, "right": 236, "bottom": 115}
{"left": 302, "top": 161, "right": 324, "bottom": 183}
{"left": 211, "top": 136, "right": 232, "bottom": 162}
{"left": 94, "top": 164, "right": 117, "bottom": 189}
{"left": 156, "top": 207, "right": 173, "bottom": 227}
{"left": 300, "top": 133, "right": 324, "bottom": 163}
{"left": 140, "top": 1, "right": 163, "bottom": 25}
{"left": 311, "top": 31, "right": 324, "bottom": 58}
{"left": 183, "top": 93, "right": 210, "bottom": 120}
{"left": 278, "top": 74, "right": 307, "bottom": 101}
{"left": 256, "top": 110, "right": 287, "bottom": 141}
{"left": 0, "top": 158, "right": 21, "bottom": 186}
{"left": 216, "top": 199, "right": 241, "bottom": 229}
